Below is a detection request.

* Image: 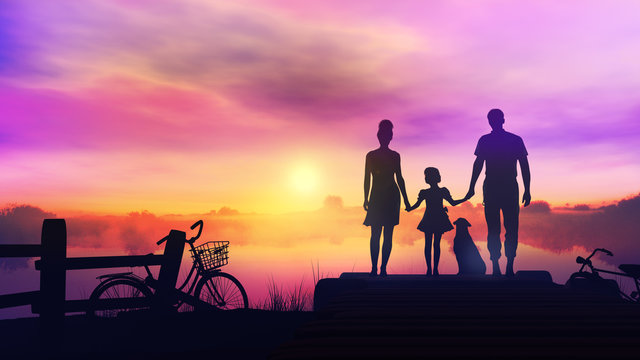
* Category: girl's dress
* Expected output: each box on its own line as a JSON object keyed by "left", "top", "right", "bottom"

{"left": 417, "top": 187, "right": 454, "bottom": 234}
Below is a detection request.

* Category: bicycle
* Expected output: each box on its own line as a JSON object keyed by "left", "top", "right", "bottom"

{"left": 86, "top": 220, "right": 248, "bottom": 317}
{"left": 566, "top": 248, "right": 640, "bottom": 303}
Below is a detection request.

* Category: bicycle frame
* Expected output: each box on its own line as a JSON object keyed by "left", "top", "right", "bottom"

{"left": 148, "top": 219, "right": 202, "bottom": 293}
{"left": 89, "top": 220, "right": 246, "bottom": 314}
{"left": 139, "top": 235, "right": 223, "bottom": 309}
{"left": 145, "top": 224, "right": 231, "bottom": 308}
{"left": 575, "top": 248, "right": 640, "bottom": 302}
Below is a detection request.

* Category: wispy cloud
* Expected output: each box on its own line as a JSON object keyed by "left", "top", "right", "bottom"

{"left": 1, "top": 0, "right": 639, "bottom": 212}
{"left": 2, "top": 0, "right": 421, "bottom": 121}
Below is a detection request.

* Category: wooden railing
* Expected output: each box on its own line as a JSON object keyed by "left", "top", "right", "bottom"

{"left": 0, "top": 219, "right": 186, "bottom": 349}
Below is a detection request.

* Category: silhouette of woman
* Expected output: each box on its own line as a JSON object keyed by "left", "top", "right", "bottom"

{"left": 363, "top": 120, "right": 411, "bottom": 276}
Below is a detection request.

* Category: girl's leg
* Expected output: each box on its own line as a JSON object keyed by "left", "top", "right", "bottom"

{"left": 433, "top": 233, "right": 442, "bottom": 276}
{"left": 370, "top": 225, "right": 382, "bottom": 275}
{"left": 425, "top": 233, "right": 433, "bottom": 275}
{"left": 380, "top": 226, "right": 394, "bottom": 276}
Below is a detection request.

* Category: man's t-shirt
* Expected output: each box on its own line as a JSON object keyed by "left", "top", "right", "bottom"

{"left": 474, "top": 129, "right": 527, "bottom": 182}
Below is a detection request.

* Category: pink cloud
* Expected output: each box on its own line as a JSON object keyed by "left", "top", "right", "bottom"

{"left": 3, "top": 193, "right": 640, "bottom": 265}
{"left": 0, "top": 79, "right": 269, "bottom": 152}
{"left": 1, "top": 0, "right": 640, "bottom": 210}
{"left": 0, "top": 205, "right": 56, "bottom": 269}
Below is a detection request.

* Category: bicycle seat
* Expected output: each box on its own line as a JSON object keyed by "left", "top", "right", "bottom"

{"left": 618, "top": 264, "right": 640, "bottom": 279}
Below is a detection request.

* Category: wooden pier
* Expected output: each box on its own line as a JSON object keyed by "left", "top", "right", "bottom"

{"left": 270, "top": 272, "right": 640, "bottom": 359}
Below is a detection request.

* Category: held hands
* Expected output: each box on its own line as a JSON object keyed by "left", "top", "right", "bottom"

{"left": 464, "top": 188, "right": 475, "bottom": 201}
{"left": 404, "top": 199, "right": 412, "bottom": 212}
{"left": 407, "top": 191, "right": 426, "bottom": 212}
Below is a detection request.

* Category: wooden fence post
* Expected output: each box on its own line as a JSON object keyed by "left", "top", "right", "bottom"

{"left": 39, "top": 219, "right": 67, "bottom": 349}
{"left": 155, "top": 230, "right": 185, "bottom": 311}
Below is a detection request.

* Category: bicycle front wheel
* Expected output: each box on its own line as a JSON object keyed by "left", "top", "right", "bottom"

{"left": 194, "top": 272, "right": 248, "bottom": 310}
{"left": 87, "top": 277, "right": 153, "bottom": 317}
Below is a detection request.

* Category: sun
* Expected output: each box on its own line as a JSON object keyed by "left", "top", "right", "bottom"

{"left": 290, "top": 165, "right": 318, "bottom": 194}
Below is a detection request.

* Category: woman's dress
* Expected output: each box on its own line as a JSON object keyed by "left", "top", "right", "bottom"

{"left": 363, "top": 149, "right": 401, "bottom": 227}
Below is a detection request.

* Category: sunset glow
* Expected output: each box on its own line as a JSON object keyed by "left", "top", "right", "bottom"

{"left": 290, "top": 164, "right": 320, "bottom": 194}
{"left": 1, "top": 0, "right": 639, "bottom": 215}
{"left": 2, "top": 1, "right": 640, "bottom": 319}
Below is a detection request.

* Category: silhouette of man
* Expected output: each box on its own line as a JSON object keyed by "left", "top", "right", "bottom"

{"left": 465, "top": 109, "right": 531, "bottom": 276}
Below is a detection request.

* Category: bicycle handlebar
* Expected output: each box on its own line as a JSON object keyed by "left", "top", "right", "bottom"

{"left": 156, "top": 235, "right": 170, "bottom": 246}
{"left": 187, "top": 220, "right": 203, "bottom": 244}
{"left": 583, "top": 248, "right": 614, "bottom": 261}
{"left": 576, "top": 255, "right": 592, "bottom": 272}
{"left": 156, "top": 220, "right": 204, "bottom": 245}
{"left": 598, "top": 248, "right": 613, "bottom": 256}
{"left": 577, "top": 248, "right": 615, "bottom": 272}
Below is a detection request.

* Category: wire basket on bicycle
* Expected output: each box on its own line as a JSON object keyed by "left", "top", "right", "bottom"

{"left": 191, "top": 241, "right": 229, "bottom": 273}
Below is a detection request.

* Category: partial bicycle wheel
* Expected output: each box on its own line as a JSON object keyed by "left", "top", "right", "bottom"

{"left": 566, "top": 272, "right": 621, "bottom": 299}
{"left": 194, "top": 272, "right": 248, "bottom": 310}
{"left": 87, "top": 277, "right": 153, "bottom": 317}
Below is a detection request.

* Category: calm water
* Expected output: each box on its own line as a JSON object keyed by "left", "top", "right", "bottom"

{"left": 0, "top": 236, "right": 628, "bottom": 319}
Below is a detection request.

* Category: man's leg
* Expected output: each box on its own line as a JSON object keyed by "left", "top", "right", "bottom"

{"left": 503, "top": 184, "right": 520, "bottom": 277}
{"left": 484, "top": 198, "right": 502, "bottom": 275}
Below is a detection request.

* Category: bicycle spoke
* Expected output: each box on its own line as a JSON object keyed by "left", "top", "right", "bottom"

{"left": 196, "top": 273, "right": 246, "bottom": 309}
{"left": 221, "top": 280, "right": 238, "bottom": 305}
{"left": 90, "top": 279, "right": 151, "bottom": 318}
{"left": 203, "top": 280, "right": 217, "bottom": 302}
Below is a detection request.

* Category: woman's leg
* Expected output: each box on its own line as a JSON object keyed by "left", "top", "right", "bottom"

{"left": 425, "top": 232, "right": 433, "bottom": 275}
{"left": 380, "top": 225, "right": 394, "bottom": 275}
{"left": 370, "top": 225, "right": 382, "bottom": 275}
{"left": 433, "top": 233, "right": 442, "bottom": 275}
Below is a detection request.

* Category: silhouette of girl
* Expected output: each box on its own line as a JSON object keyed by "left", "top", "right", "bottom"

{"left": 363, "top": 120, "right": 411, "bottom": 276}
{"left": 407, "top": 167, "right": 466, "bottom": 275}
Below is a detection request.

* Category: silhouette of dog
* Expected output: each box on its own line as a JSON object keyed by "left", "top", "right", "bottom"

{"left": 453, "top": 218, "right": 486, "bottom": 275}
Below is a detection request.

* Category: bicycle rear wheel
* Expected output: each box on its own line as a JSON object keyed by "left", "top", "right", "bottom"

{"left": 566, "top": 272, "right": 621, "bottom": 299}
{"left": 194, "top": 272, "right": 248, "bottom": 310}
{"left": 87, "top": 277, "right": 153, "bottom": 317}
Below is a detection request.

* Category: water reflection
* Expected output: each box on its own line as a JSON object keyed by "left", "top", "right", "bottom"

{"left": 0, "top": 240, "right": 632, "bottom": 319}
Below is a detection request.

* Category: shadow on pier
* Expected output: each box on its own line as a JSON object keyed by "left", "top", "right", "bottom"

{"left": 270, "top": 271, "right": 640, "bottom": 359}
{"left": 0, "top": 309, "right": 314, "bottom": 360}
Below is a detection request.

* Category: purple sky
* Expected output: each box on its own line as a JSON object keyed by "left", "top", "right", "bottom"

{"left": 1, "top": 0, "right": 639, "bottom": 214}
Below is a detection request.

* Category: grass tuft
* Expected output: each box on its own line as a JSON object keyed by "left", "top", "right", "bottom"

{"left": 258, "top": 261, "right": 332, "bottom": 311}
{"left": 260, "top": 275, "right": 312, "bottom": 311}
